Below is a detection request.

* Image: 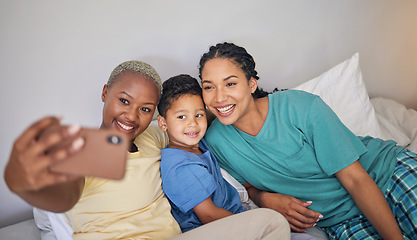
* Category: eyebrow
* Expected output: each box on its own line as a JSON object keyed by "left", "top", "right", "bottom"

{"left": 202, "top": 75, "right": 238, "bottom": 84}
{"left": 174, "top": 108, "right": 206, "bottom": 114}
{"left": 120, "top": 91, "right": 156, "bottom": 106}
{"left": 224, "top": 75, "right": 238, "bottom": 80}
{"left": 173, "top": 109, "right": 188, "bottom": 114}
{"left": 120, "top": 91, "right": 133, "bottom": 99}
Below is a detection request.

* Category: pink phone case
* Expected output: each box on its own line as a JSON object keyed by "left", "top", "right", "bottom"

{"left": 48, "top": 128, "right": 129, "bottom": 180}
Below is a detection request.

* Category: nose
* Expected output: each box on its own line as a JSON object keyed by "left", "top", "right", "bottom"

{"left": 215, "top": 88, "right": 226, "bottom": 103}
{"left": 124, "top": 106, "right": 139, "bottom": 122}
{"left": 187, "top": 117, "right": 197, "bottom": 127}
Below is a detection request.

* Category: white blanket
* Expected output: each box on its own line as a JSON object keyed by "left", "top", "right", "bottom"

{"left": 371, "top": 97, "right": 417, "bottom": 152}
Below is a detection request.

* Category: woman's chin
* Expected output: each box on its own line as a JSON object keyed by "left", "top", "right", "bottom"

{"left": 216, "top": 115, "right": 237, "bottom": 126}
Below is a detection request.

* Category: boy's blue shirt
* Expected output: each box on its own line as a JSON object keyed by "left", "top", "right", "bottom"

{"left": 160, "top": 138, "right": 245, "bottom": 232}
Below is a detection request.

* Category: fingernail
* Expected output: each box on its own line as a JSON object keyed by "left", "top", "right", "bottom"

{"left": 72, "top": 137, "right": 84, "bottom": 150}
{"left": 306, "top": 201, "right": 313, "bottom": 204}
{"left": 68, "top": 125, "right": 81, "bottom": 135}
{"left": 316, "top": 215, "right": 324, "bottom": 222}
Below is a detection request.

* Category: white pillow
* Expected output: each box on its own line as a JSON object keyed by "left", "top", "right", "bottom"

{"left": 293, "top": 53, "right": 383, "bottom": 139}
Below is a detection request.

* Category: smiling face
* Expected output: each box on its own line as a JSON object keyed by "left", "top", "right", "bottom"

{"left": 201, "top": 58, "right": 257, "bottom": 126}
{"left": 101, "top": 71, "right": 159, "bottom": 145}
{"left": 158, "top": 94, "right": 207, "bottom": 152}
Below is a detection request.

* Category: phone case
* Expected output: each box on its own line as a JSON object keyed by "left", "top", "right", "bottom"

{"left": 49, "top": 128, "right": 129, "bottom": 180}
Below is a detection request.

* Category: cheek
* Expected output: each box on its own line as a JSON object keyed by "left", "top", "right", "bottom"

{"left": 102, "top": 101, "right": 125, "bottom": 122}
{"left": 138, "top": 112, "right": 154, "bottom": 126}
{"left": 103, "top": 100, "right": 120, "bottom": 114}
{"left": 200, "top": 122, "right": 208, "bottom": 133}
{"left": 101, "top": 102, "right": 111, "bottom": 120}
{"left": 202, "top": 91, "right": 213, "bottom": 104}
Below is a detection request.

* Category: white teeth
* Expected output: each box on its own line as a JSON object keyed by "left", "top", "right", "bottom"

{"left": 118, "top": 121, "right": 133, "bottom": 130}
{"left": 216, "top": 105, "right": 234, "bottom": 113}
{"left": 185, "top": 132, "right": 199, "bottom": 138}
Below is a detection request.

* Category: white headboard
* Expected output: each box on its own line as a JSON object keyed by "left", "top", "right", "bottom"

{"left": 1, "top": 0, "right": 416, "bottom": 227}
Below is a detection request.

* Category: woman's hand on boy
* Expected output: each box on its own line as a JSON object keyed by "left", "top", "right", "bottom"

{"left": 261, "top": 192, "right": 322, "bottom": 232}
{"left": 244, "top": 182, "right": 322, "bottom": 232}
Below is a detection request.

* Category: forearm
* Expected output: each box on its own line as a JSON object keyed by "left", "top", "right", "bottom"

{"left": 336, "top": 162, "right": 403, "bottom": 240}
{"left": 245, "top": 184, "right": 265, "bottom": 207}
{"left": 10, "top": 178, "right": 84, "bottom": 213}
{"left": 348, "top": 178, "right": 402, "bottom": 239}
{"left": 198, "top": 206, "right": 234, "bottom": 224}
{"left": 193, "top": 197, "right": 234, "bottom": 224}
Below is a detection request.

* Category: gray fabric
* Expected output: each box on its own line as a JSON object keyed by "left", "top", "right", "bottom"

{"left": 0, "top": 219, "right": 41, "bottom": 240}
{"left": 0, "top": 218, "right": 328, "bottom": 240}
{"left": 291, "top": 227, "right": 329, "bottom": 240}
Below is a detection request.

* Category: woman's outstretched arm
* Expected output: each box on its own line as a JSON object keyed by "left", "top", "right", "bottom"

{"left": 4, "top": 116, "right": 85, "bottom": 212}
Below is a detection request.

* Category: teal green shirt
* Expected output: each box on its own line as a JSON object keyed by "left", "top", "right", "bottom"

{"left": 205, "top": 90, "right": 403, "bottom": 227}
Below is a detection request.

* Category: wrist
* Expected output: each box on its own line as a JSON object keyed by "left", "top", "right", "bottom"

{"left": 258, "top": 191, "right": 272, "bottom": 208}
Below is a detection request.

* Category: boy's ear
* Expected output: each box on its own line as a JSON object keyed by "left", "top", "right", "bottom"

{"left": 157, "top": 115, "right": 167, "bottom": 131}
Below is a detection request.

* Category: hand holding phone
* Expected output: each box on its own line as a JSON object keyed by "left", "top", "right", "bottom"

{"left": 44, "top": 127, "right": 129, "bottom": 180}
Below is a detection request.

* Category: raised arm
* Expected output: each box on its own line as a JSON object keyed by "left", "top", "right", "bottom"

{"left": 335, "top": 161, "right": 403, "bottom": 240}
{"left": 193, "top": 197, "right": 234, "bottom": 224}
{"left": 243, "top": 182, "right": 321, "bottom": 232}
{"left": 4, "top": 116, "right": 85, "bottom": 212}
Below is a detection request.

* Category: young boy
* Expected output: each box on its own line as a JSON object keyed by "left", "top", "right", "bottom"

{"left": 157, "top": 74, "right": 246, "bottom": 232}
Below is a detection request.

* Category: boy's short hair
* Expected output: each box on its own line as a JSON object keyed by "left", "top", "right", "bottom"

{"left": 158, "top": 74, "right": 202, "bottom": 118}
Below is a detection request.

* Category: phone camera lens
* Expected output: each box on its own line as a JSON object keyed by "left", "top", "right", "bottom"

{"left": 108, "top": 135, "right": 122, "bottom": 144}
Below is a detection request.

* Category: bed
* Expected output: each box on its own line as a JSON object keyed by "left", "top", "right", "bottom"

{"left": 1, "top": 53, "right": 417, "bottom": 240}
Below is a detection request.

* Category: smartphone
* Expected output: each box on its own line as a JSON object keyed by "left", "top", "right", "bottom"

{"left": 45, "top": 127, "right": 129, "bottom": 180}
